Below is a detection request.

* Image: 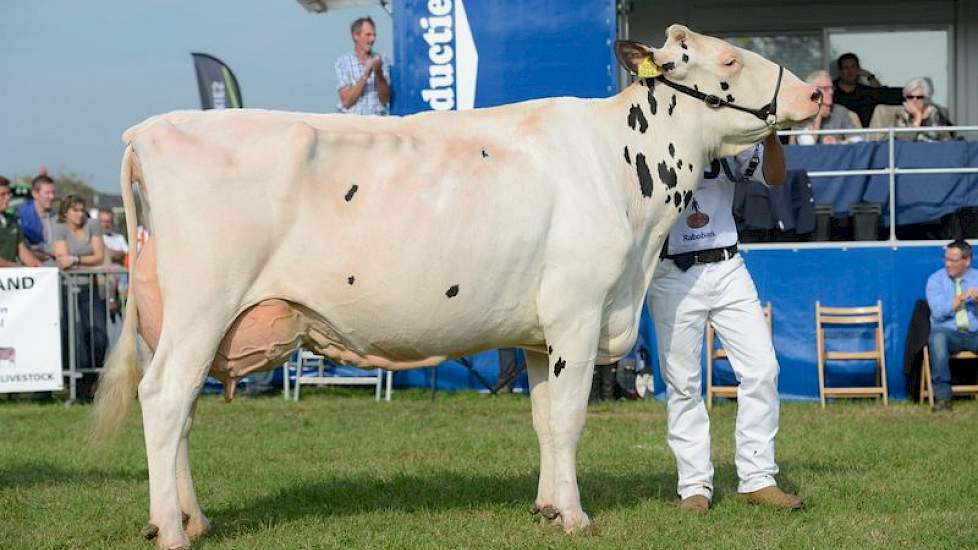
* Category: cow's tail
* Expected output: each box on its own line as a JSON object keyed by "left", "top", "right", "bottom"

{"left": 90, "top": 144, "right": 142, "bottom": 446}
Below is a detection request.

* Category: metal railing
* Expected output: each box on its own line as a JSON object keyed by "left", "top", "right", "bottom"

{"left": 756, "top": 125, "right": 978, "bottom": 250}
{"left": 60, "top": 267, "right": 126, "bottom": 403}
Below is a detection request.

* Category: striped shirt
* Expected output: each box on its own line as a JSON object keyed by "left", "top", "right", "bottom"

{"left": 335, "top": 51, "right": 391, "bottom": 116}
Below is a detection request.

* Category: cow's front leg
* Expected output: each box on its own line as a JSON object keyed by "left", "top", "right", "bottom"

{"left": 525, "top": 350, "right": 557, "bottom": 522}
{"left": 540, "top": 313, "right": 600, "bottom": 535}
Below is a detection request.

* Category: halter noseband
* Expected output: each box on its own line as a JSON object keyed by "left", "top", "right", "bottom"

{"left": 653, "top": 65, "right": 785, "bottom": 128}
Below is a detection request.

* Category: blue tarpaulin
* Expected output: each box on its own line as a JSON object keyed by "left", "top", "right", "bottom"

{"left": 785, "top": 141, "right": 978, "bottom": 225}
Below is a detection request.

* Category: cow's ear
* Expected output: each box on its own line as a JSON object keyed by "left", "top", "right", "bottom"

{"left": 615, "top": 40, "right": 660, "bottom": 78}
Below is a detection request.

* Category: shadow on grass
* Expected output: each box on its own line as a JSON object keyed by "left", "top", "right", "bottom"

{"left": 207, "top": 469, "right": 675, "bottom": 540}
{"left": 0, "top": 460, "right": 145, "bottom": 489}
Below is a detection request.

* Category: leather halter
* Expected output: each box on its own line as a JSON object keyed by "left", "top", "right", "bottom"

{"left": 653, "top": 65, "right": 785, "bottom": 128}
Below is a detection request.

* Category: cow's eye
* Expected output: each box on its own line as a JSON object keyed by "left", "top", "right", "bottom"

{"left": 723, "top": 59, "right": 737, "bottom": 67}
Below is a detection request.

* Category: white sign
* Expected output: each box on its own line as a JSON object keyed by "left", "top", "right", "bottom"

{"left": 0, "top": 268, "right": 62, "bottom": 392}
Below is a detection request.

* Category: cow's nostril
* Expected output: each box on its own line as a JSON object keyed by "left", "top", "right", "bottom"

{"left": 811, "top": 89, "right": 823, "bottom": 103}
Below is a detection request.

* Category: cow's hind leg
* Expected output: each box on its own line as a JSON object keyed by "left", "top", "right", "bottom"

{"left": 526, "top": 350, "right": 559, "bottom": 524}
{"left": 176, "top": 401, "right": 210, "bottom": 539}
{"left": 139, "top": 326, "right": 223, "bottom": 549}
{"left": 538, "top": 306, "right": 601, "bottom": 534}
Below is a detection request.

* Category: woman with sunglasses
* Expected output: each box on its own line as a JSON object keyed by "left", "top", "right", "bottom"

{"left": 869, "top": 77, "right": 953, "bottom": 141}
{"left": 52, "top": 194, "right": 107, "bottom": 399}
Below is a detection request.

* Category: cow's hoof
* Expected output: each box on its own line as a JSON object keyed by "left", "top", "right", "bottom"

{"left": 184, "top": 514, "right": 212, "bottom": 540}
{"left": 141, "top": 523, "right": 159, "bottom": 540}
{"left": 540, "top": 505, "right": 560, "bottom": 521}
{"left": 154, "top": 534, "right": 191, "bottom": 550}
{"left": 529, "top": 504, "right": 540, "bottom": 515}
{"left": 560, "top": 510, "right": 593, "bottom": 536}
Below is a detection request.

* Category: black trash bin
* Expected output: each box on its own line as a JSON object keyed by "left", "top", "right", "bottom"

{"left": 813, "top": 204, "right": 834, "bottom": 241}
{"left": 848, "top": 202, "right": 882, "bottom": 241}
{"left": 959, "top": 207, "right": 978, "bottom": 239}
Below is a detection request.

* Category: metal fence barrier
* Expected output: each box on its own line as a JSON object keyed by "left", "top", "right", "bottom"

{"left": 768, "top": 125, "right": 978, "bottom": 250}
{"left": 60, "top": 267, "right": 126, "bottom": 403}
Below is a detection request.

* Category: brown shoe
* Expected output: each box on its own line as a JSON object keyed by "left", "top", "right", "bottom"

{"left": 739, "top": 486, "right": 803, "bottom": 510}
{"left": 679, "top": 494, "right": 711, "bottom": 514}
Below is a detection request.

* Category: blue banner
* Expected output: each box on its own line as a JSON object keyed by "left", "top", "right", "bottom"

{"left": 391, "top": 0, "right": 618, "bottom": 115}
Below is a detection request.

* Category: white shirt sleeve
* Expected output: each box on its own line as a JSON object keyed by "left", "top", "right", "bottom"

{"left": 732, "top": 144, "right": 767, "bottom": 186}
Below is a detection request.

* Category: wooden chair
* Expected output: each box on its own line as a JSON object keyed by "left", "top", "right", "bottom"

{"left": 705, "top": 302, "right": 772, "bottom": 409}
{"left": 918, "top": 349, "right": 978, "bottom": 407}
{"left": 815, "top": 300, "right": 888, "bottom": 408}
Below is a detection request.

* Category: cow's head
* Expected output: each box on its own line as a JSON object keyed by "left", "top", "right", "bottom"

{"left": 616, "top": 25, "right": 821, "bottom": 157}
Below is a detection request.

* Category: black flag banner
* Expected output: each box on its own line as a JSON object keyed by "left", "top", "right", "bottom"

{"left": 191, "top": 52, "right": 242, "bottom": 109}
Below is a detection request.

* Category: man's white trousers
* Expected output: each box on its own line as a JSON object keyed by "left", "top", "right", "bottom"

{"left": 650, "top": 255, "right": 780, "bottom": 499}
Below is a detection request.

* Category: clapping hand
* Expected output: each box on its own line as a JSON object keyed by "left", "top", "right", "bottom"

{"left": 955, "top": 287, "right": 978, "bottom": 308}
{"left": 965, "top": 288, "right": 978, "bottom": 303}
{"left": 365, "top": 55, "right": 383, "bottom": 74}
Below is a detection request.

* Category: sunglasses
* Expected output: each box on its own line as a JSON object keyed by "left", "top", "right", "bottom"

{"left": 905, "top": 95, "right": 927, "bottom": 100}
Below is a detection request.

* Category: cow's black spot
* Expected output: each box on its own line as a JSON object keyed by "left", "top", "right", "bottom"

{"left": 658, "top": 160, "right": 678, "bottom": 189}
{"left": 554, "top": 357, "right": 566, "bottom": 378}
{"left": 661, "top": 62, "right": 676, "bottom": 72}
{"left": 668, "top": 143, "right": 675, "bottom": 158}
{"left": 344, "top": 184, "right": 358, "bottom": 202}
{"left": 689, "top": 163, "right": 694, "bottom": 172}
{"left": 682, "top": 190, "right": 693, "bottom": 211}
{"left": 720, "top": 81, "right": 730, "bottom": 91}
{"left": 647, "top": 90, "right": 658, "bottom": 115}
{"left": 347, "top": 276, "right": 355, "bottom": 285}
{"left": 674, "top": 191, "right": 682, "bottom": 207}
{"left": 548, "top": 345, "right": 553, "bottom": 354}
{"left": 627, "top": 104, "right": 648, "bottom": 133}
{"left": 481, "top": 149, "right": 489, "bottom": 158}
{"left": 665, "top": 194, "right": 671, "bottom": 204}
{"left": 693, "top": 84, "right": 699, "bottom": 92}
{"left": 624, "top": 146, "right": 631, "bottom": 165}
{"left": 677, "top": 159, "right": 683, "bottom": 170}
{"left": 446, "top": 285, "right": 459, "bottom": 298}
{"left": 682, "top": 53, "right": 689, "bottom": 63}
{"left": 636, "top": 153, "right": 654, "bottom": 198}
{"left": 668, "top": 94, "right": 677, "bottom": 116}
{"left": 726, "top": 94, "right": 735, "bottom": 103}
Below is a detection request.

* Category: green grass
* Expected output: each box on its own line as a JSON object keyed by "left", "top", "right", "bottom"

{"left": 2, "top": 390, "right": 977, "bottom": 549}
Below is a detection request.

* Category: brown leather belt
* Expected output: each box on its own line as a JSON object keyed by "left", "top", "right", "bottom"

{"left": 664, "top": 244, "right": 739, "bottom": 268}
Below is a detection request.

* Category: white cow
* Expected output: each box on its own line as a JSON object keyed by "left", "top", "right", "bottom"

{"left": 93, "top": 25, "right": 820, "bottom": 548}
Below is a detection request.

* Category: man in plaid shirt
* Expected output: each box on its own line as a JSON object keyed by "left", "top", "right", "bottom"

{"left": 335, "top": 16, "right": 391, "bottom": 116}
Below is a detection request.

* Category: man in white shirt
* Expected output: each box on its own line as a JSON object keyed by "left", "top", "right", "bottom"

{"left": 650, "top": 133, "right": 802, "bottom": 514}
{"left": 98, "top": 210, "right": 128, "bottom": 267}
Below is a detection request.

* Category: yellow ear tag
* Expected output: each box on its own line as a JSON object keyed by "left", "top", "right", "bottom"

{"left": 637, "top": 57, "right": 660, "bottom": 78}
